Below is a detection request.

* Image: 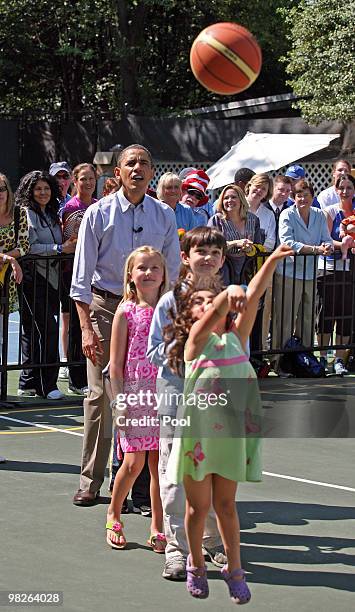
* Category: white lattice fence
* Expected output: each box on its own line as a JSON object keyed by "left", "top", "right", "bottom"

{"left": 98, "top": 161, "right": 334, "bottom": 199}
{"left": 152, "top": 161, "right": 334, "bottom": 198}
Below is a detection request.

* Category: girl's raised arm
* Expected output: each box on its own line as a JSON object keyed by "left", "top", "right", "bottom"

{"left": 186, "top": 285, "right": 247, "bottom": 361}
{"left": 234, "top": 244, "right": 294, "bottom": 348}
{"left": 109, "top": 307, "right": 128, "bottom": 398}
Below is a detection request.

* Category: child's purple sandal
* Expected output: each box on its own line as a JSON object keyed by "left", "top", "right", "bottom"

{"left": 186, "top": 554, "right": 209, "bottom": 599}
{"left": 221, "top": 566, "right": 251, "bottom": 604}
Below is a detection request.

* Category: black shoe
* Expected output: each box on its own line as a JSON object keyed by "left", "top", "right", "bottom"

{"left": 132, "top": 504, "right": 151, "bottom": 517}
{"left": 73, "top": 489, "right": 100, "bottom": 506}
{"left": 277, "top": 368, "right": 294, "bottom": 378}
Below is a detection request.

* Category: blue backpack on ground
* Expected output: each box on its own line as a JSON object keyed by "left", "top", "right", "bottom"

{"left": 280, "top": 336, "right": 325, "bottom": 378}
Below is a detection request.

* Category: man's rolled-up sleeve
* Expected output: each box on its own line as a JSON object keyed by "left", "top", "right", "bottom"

{"left": 162, "top": 211, "right": 180, "bottom": 284}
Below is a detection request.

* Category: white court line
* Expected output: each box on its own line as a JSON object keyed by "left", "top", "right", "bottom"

{"left": 262, "top": 470, "right": 355, "bottom": 493}
{"left": 0, "top": 415, "right": 84, "bottom": 437}
{"left": 1, "top": 414, "right": 354, "bottom": 492}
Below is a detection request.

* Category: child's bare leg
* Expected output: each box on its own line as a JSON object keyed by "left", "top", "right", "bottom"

{"left": 107, "top": 450, "right": 146, "bottom": 545}
{"left": 148, "top": 450, "right": 163, "bottom": 534}
{"left": 340, "top": 235, "right": 353, "bottom": 260}
{"left": 212, "top": 475, "right": 242, "bottom": 574}
{"left": 184, "top": 474, "right": 212, "bottom": 568}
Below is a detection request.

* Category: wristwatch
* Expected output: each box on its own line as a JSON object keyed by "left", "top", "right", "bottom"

{"left": 57, "top": 244, "right": 63, "bottom": 254}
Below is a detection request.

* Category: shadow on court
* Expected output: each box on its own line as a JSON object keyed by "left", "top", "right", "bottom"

{"left": 1, "top": 395, "right": 355, "bottom": 611}
{"left": 0, "top": 460, "right": 80, "bottom": 475}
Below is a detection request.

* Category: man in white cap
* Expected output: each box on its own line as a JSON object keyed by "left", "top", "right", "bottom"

{"left": 49, "top": 161, "right": 72, "bottom": 217}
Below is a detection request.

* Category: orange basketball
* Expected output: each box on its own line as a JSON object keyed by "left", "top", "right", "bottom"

{"left": 190, "top": 22, "right": 262, "bottom": 95}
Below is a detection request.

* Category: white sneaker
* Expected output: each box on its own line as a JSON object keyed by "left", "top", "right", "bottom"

{"left": 68, "top": 385, "right": 89, "bottom": 396}
{"left": 17, "top": 389, "right": 37, "bottom": 397}
{"left": 58, "top": 366, "right": 69, "bottom": 380}
{"left": 333, "top": 359, "right": 348, "bottom": 376}
{"left": 46, "top": 389, "right": 66, "bottom": 400}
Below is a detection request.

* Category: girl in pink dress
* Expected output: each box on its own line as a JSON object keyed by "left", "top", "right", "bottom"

{"left": 106, "top": 246, "right": 169, "bottom": 552}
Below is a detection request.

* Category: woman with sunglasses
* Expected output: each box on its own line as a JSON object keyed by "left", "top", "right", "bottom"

{"left": 0, "top": 173, "right": 29, "bottom": 362}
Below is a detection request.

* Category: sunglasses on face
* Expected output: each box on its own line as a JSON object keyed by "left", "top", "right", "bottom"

{"left": 0, "top": 185, "right": 8, "bottom": 193}
{"left": 187, "top": 188, "right": 203, "bottom": 200}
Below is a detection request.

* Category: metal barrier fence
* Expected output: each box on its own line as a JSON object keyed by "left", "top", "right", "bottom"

{"left": 1, "top": 252, "right": 355, "bottom": 402}
{"left": 0, "top": 254, "right": 84, "bottom": 403}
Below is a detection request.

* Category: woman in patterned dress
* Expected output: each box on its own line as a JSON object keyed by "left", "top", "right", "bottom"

{"left": 0, "top": 173, "right": 29, "bottom": 358}
{"left": 208, "top": 184, "right": 262, "bottom": 284}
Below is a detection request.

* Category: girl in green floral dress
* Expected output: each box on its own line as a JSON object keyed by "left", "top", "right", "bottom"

{"left": 166, "top": 244, "right": 293, "bottom": 604}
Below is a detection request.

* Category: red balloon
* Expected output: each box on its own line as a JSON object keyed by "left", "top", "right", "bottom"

{"left": 190, "top": 22, "right": 262, "bottom": 95}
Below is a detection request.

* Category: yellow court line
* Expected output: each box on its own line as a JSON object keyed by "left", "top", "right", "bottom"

{"left": 0, "top": 405, "right": 83, "bottom": 415}
{"left": 0, "top": 426, "right": 84, "bottom": 435}
{"left": 0, "top": 414, "right": 84, "bottom": 437}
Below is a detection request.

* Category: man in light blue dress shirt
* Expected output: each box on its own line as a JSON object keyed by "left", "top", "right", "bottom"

{"left": 70, "top": 144, "right": 180, "bottom": 505}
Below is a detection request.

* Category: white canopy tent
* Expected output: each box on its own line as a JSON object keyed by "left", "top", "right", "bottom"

{"left": 206, "top": 131, "right": 340, "bottom": 190}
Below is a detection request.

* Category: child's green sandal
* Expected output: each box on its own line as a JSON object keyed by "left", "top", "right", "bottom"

{"left": 106, "top": 521, "right": 126, "bottom": 549}
{"left": 147, "top": 532, "right": 167, "bottom": 553}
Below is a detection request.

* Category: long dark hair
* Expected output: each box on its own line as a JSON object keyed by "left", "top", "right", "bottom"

{"left": 15, "top": 170, "right": 60, "bottom": 225}
{"left": 164, "top": 277, "right": 223, "bottom": 376}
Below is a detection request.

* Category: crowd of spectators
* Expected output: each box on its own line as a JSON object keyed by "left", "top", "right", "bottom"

{"left": 0, "top": 154, "right": 354, "bottom": 395}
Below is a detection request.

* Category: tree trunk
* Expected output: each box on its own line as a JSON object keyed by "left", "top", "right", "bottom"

{"left": 115, "top": 0, "right": 148, "bottom": 114}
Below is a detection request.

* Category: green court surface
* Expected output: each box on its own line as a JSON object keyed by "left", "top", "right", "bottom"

{"left": 1, "top": 377, "right": 354, "bottom": 612}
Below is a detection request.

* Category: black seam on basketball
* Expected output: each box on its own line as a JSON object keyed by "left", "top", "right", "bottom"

{"left": 241, "top": 33, "right": 262, "bottom": 65}
{"left": 195, "top": 44, "right": 251, "bottom": 88}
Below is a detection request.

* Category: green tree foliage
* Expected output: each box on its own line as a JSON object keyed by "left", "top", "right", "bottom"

{"left": 0, "top": 0, "right": 114, "bottom": 117}
{"left": 282, "top": 0, "right": 355, "bottom": 124}
{"left": 0, "top": 0, "right": 300, "bottom": 119}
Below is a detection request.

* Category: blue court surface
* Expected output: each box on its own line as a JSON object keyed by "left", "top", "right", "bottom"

{"left": 1, "top": 377, "right": 354, "bottom": 612}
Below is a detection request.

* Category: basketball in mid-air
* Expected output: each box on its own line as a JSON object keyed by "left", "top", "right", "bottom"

{"left": 190, "top": 22, "right": 262, "bottom": 95}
